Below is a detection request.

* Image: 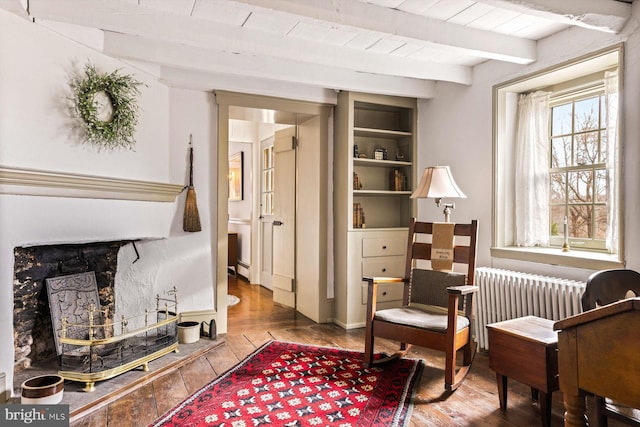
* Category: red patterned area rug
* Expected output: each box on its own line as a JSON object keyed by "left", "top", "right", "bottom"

{"left": 150, "top": 340, "right": 423, "bottom": 427}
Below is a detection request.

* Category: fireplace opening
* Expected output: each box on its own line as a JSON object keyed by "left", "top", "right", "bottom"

{"left": 13, "top": 241, "right": 131, "bottom": 372}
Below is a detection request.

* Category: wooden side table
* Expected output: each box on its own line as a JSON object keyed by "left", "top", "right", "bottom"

{"left": 487, "top": 316, "right": 559, "bottom": 427}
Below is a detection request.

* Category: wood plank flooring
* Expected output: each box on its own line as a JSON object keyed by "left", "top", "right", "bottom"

{"left": 69, "top": 275, "right": 610, "bottom": 427}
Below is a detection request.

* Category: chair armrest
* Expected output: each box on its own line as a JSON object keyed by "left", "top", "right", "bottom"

{"left": 363, "top": 276, "right": 407, "bottom": 285}
{"left": 446, "top": 285, "right": 479, "bottom": 295}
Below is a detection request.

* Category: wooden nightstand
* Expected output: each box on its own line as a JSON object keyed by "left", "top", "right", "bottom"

{"left": 487, "top": 315, "right": 559, "bottom": 427}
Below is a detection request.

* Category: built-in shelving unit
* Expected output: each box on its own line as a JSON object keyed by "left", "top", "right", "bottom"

{"left": 334, "top": 91, "right": 417, "bottom": 329}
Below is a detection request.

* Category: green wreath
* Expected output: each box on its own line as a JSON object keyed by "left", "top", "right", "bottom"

{"left": 69, "top": 63, "right": 143, "bottom": 150}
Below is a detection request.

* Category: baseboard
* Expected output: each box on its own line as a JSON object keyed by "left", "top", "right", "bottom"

{"left": 179, "top": 310, "right": 217, "bottom": 325}
{"left": 332, "top": 319, "right": 366, "bottom": 330}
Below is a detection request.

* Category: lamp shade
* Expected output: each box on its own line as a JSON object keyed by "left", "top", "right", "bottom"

{"left": 410, "top": 166, "right": 466, "bottom": 199}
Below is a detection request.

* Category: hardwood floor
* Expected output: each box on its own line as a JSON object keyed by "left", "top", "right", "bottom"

{"left": 70, "top": 275, "right": 599, "bottom": 426}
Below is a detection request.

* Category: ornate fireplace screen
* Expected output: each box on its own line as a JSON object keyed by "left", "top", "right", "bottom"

{"left": 45, "top": 272, "right": 179, "bottom": 392}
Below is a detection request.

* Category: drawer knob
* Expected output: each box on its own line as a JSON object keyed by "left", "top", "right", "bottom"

{"left": 382, "top": 292, "right": 387, "bottom": 296}
{"left": 382, "top": 268, "right": 386, "bottom": 272}
{"left": 382, "top": 245, "right": 387, "bottom": 250}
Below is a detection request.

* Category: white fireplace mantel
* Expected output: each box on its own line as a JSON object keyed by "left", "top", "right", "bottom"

{"left": 0, "top": 166, "right": 184, "bottom": 202}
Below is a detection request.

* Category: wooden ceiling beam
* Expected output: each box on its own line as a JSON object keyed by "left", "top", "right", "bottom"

{"left": 103, "top": 32, "right": 437, "bottom": 99}
{"left": 476, "top": 0, "right": 631, "bottom": 33}
{"left": 23, "top": 0, "right": 471, "bottom": 84}
{"left": 226, "top": 0, "right": 537, "bottom": 64}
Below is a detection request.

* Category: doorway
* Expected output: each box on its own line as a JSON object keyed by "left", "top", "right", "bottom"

{"left": 216, "top": 91, "right": 333, "bottom": 335}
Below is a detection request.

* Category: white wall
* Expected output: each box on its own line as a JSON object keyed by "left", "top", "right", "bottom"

{"left": 417, "top": 3, "right": 640, "bottom": 281}
{"left": 0, "top": 11, "right": 215, "bottom": 395}
{"left": 115, "top": 88, "right": 216, "bottom": 323}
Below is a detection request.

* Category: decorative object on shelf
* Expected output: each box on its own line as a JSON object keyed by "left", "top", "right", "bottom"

{"left": 390, "top": 169, "right": 406, "bottom": 191}
{"left": 358, "top": 153, "right": 368, "bottom": 158}
{"left": 354, "top": 144, "right": 359, "bottom": 157}
{"left": 69, "top": 63, "right": 143, "bottom": 150}
{"left": 183, "top": 135, "right": 202, "bottom": 232}
{"left": 374, "top": 147, "right": 385, "bottom": 160}
{"left": 353, "top": 203, "right": 365, "bottom": 228}
{"left": 229, "top": 151, "right": 244, "bottom": 201}
{"left": 411, "top": 166, "right": 466, "bottom": 222}
{"left": 353, "top": 172, "right": 363, "bottom": 190}
{"left": 396, "top": 150, "right": 405, "bottom": 161}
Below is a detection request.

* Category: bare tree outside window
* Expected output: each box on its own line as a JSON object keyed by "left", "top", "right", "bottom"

{"left": 549, "top": 92, "right": 608, "bottom": 250}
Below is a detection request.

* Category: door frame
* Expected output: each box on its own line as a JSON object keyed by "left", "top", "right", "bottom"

{"left": 215, "top": 91, "right": 332, "bottom": 334}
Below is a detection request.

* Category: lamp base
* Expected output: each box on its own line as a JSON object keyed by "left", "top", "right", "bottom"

{"left": 436, "top": 199, "right": 455, "bottom": 223}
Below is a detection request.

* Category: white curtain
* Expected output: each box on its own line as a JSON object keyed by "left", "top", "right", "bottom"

{"left": 604, "top": 70, "right": 619, "bottom": 253}
{"left": 515, "top": 91, "right": 550, "bottom": 247}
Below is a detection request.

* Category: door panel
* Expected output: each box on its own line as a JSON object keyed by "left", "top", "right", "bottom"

{"left": 272, "top": 126, "right": 296, "bottom": 307}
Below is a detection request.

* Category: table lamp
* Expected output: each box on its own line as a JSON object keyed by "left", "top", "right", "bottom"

{"left": 410, "top": 166, "right": 466, "bottom": 222}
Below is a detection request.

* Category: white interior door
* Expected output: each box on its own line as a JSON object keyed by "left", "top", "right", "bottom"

{"left": 259, "top": 137, "right": 274, "bottom": 290}
{"left": 272, "top": 126, "right": 296, "bottom": 308}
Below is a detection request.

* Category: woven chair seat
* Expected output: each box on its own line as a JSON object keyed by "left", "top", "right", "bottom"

{"left": 374, "top": 306, "right": 469, "bottom": 333}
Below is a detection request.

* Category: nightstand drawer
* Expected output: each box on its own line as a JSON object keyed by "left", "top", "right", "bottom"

{"left": 362, "top": 237, "right": 405, "bottom": 257}
{"left": 362, "top": 257, "right": 405, "bottom": 277}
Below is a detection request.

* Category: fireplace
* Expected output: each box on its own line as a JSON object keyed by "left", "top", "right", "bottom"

{"left": 1, "top": 167, "right": 205, "bottom": 399}
{"left": 13, "top": 240, "right": 181, "bottom": 392}
{"left": 13, "top": 241, "right": 130, "bottom": 371}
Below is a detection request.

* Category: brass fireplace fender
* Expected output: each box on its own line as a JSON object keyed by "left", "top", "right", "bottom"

{"left": 58, "top": 315, "right": 179, "bottom": 393}
{"left": 58, "top": 342, "right": 179, "bottom": 393}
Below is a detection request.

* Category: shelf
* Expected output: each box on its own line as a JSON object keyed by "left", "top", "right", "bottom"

{"left": 353, "top": 190, "right": 413, "bottom": 196}
{"left": 354, "top": 158, "right": 411, "bottom": 167}
{"left": 0, "top": 166, "right": 183, "bottom": 202}
{"left": 335, "top": 91, "right": 416, "bottom": 328}
{"left": 354, "top": 127, "right": 412, "bottom": 138}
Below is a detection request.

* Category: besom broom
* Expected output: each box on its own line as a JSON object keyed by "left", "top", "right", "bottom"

{"left": 183, "top": 135, "right": 202, "bottom": 232}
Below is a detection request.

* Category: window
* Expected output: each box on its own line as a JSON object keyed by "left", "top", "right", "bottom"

{"left": 549, "top": 89, "right": 608, "bottom": 250}
{"left": 492, "top": 45, "right": 623, "bottom": 269}
{"left": 261, "top": 145, "right": 274, "bottom": 216}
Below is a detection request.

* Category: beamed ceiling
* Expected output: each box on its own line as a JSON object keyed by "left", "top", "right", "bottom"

{"left": 0, "top": 0, "right": 633, "bottom": 98}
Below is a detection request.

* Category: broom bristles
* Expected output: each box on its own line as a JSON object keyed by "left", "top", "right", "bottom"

{"left": 183, "top": 186, "right": 202, "bottom": 232}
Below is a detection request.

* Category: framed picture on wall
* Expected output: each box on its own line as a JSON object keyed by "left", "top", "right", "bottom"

{"left": 229, "top": 151, "right": 244, "bottom": 201}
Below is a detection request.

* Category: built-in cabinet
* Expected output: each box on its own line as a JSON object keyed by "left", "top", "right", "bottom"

{"left": 334, "top": 92, "right": 417, "bottom": 329}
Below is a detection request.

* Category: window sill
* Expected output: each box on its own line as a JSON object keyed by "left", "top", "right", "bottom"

{"left": 491, "top": 246, "right": 624, "bottom": 270}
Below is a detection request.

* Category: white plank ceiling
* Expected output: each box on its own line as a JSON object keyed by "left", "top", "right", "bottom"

{"left": 0, "top": 0, "right": 633, "bottom": 98}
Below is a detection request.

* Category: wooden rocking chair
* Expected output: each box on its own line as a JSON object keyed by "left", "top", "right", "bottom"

{"left": 363, "top": 218, "right": 478, "bottom": 391}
